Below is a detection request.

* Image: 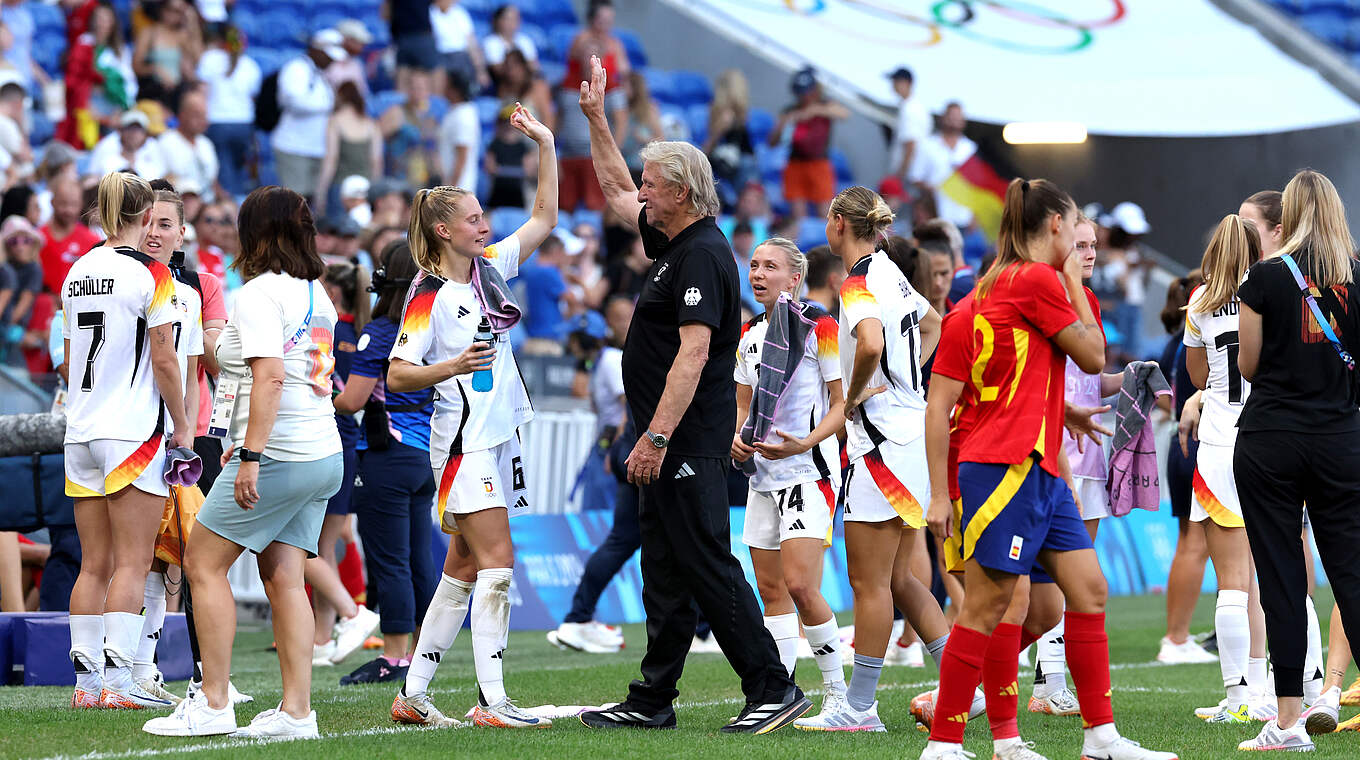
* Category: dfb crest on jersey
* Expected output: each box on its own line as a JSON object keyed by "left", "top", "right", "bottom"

{"left": 684, "top": 287, "right": 702, "bottom": 306}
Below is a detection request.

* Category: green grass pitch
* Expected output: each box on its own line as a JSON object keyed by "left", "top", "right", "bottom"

{"left": 3, "top": 591, "right": 1356, "bottom": 759}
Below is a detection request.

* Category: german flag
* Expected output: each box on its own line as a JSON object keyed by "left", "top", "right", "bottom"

{"left": 940, "top": 154, "right": 1010, "bottom": 239}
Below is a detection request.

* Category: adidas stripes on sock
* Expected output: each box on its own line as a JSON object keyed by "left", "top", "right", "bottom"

{"left": 1216, "top": 589, "right": 1251, "bottom": 705}
{"left": 983, "top": 623, "right": 1022, "bottom": 741}
{"left": 1305, "top": 596, "right": 1323, "bottom": 704}
{"left": 69, "top": 614, "right": 104, "bottom": 692}
{"left": 764, "top": 613, "right": 800, "bottom": 678}
{"left": 134, "top": 573, "right": 167, "bottom": 682}
{"left": 103, "top": 611, "right": 143, "bottom": 692}
{"left": 404, "top": 574, "right": 474, "bottom": 696}
{"left": 472, "top": 568, "right": 514, "bottom": 707}
{"left": 1036, "top": 620, "right": 1067, "bottom": 696}
{"left": 803, "top": 618, "right": 845, "bottom": 689}
{"left": 846, "top": 653, "right": 884, "bottom": 712}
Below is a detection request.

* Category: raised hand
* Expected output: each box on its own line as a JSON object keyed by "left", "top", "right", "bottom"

{"left": 509, "top": 102, "right": 553, "bottom": 145}
{"left": 578, "top": 55, "right": 608, "bottom": 121}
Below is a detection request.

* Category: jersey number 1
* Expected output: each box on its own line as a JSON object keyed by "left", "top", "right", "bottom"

{"left": 1214, "top": 330, "right": 1244, "bottom": 404}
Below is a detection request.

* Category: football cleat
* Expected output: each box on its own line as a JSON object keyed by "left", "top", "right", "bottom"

{"left": 391, "top": 690, "right": 465, "bottom": 728}
{"left": 101, "top": 682, "right": 175, "bottom": 710}
{"left": 793, "top": 691, "right": 884, "bottom": 732}
{"left": 1336, "top": 712, "right": 1360, "bottom": 732}
{"left": 137, "top": 671, "right": 183, "bottom": 706}
{"left": 1340, "top": 675, "right": 1360, "bottom": 706}
{"left": 910, "top": 687, "right": 985, "bottom": 732}
{"left": 1028, "top": 688, "right": 1080, "bottom": 716}
{"left": 71, "top": 687, "right": 102, "bottom": 709}
{"left": 994, "top": 740, "right": 1050, "bottom": 760}
{"left": 471, "top": 697, "right": 552, "bottom": 728}
{"left": 1204, "top": 703, "right": 1250, "bottom": 724}
{"left": 1195, "top": 697, "right": 1229, "bottom": 720}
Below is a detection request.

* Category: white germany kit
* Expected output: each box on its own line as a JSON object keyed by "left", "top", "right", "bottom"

{"left": 1184, "top": 285, "right": 1251, "bottom": 527}
{"left": 169, "top": 279, "right": 204, "bottom": 435}
{"left": 838, "top": 251, "right": 932, "bottom": 527}
{"left": 389, "top": 235, "right": 534, "bottom": 531}
{"left": 61, "top": 246, "right": 178, "bottom": 497}
{"left": 735, "top": 306, "right": 841, "bottom": 549}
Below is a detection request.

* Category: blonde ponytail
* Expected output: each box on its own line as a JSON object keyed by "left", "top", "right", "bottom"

{"left": 98, "top": 171, "right": 154, "bottom": 238}
{"left": 408, "top": 186, "right": 472, "bottom": 277}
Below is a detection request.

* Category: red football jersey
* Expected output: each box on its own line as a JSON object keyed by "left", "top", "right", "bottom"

{"left": 931, "top": 293, "right": 980, "bottom": 501}
{"left": 957, "top": 261, "right": 1081, "bottom": 477}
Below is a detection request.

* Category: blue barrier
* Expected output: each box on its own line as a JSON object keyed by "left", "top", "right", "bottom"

{"left": 2, "top": 612, "right": 192, "bottom": 686}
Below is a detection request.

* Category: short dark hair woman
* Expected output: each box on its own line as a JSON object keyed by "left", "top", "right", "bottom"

{"left": 144, "top": 186, "right": 342, "bottom": 739}
{"left": 1234, "top": 169, "right": 1360, "bottom": 752}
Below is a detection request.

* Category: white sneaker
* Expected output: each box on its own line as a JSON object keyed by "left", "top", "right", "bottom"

{"left": 234, "top": 703, "right": 320, "bottom": 740}
{"left": 587, "top": 621, "right": 624, "bottom": 645}
{"left": 391, "top": 689, "right": 466, "bottom": 728}
{"left": 187, "top": 679, "right": 255, "bottom": 705}
{"left": 550, "top": 621, "right": 623, "bottom": 654}
{"left": 794, "top": 691, "right": 884, "bottom": 732}
{"left": 1248, "top": 698, "right": 1278, "bottom": 722}
{"left": 136, "top": 671, "right": 183, "bottom": 706}
{"left": 1194, "top": 697, "right": 1229, "bottom": 720}
{"left": 471, "top": 697, "right": 552, "bottom": 728}
{"left": 970, "top": 686, "right": 986, "bottom": 720}
{"left": 330, "top": 605, "right": 381, "bottom": 664}
{"left": 689, "top": 634, "right": 723, "bottom": 654}
{"left": 994, "top": 739, "right": 1049, "bottom": 760}
{"left": 313, "top": 641, "right": 337, "bottom": 666}
{"left": 885, "top": 639, "right": 925, "bottom": 667}
{"left": 1027, "top": 687, "right": 1080, "bottom": 716}
{"left": 1081, "top": 735, "right": 1180, "bottom": 759}
{"left": 1237, "top": 720, "right": 1314, "bottom": 752}
{"left": 1156, "top": 636, "right": 1217, "bottom": 664}
{"left": 1302, "top": 686, "right": 1340, "bottom": 735}
{"left": 919, "top": 742, "right": 977, "bottom": 759}
{"left": 143, "top": 693, "right": 237, "bottom": 736}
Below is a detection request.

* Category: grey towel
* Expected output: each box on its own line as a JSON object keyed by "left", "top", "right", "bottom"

{"left": 737, "top": 294, "right": 822, "bottom": 474}
{"left": 471, "top": 256, "right": 522, "bottom": 333}
{"left": 1107, "top": 360, "right": 1172, "bottom": 517}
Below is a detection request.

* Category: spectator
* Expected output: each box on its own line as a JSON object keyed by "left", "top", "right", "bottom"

{"left": 339, "top": 175, "right": 372, "bottom": 228}
{"left": 34, "top": 141, "right": 80, "bottom": 224}
{"left": 194, "top": 199, "right": 237, "bottom": 285}
{"left": 0, "top": 214, "right": 40, "bottom": 362}
{"left": 557, "top": 47, "right": 626, "bottom": 213}
{"left": 328, "top": 20, "right": 373, "bottom": 98}
{"left": 390, "top": 0, "right": 437, "bottom": 92}
{"left": 483, "top": 105, "right": 530, "bottom": 208}
{"left": 603, "top": 230, "right": 648, "bottom": 301}
{"left": 362, "top": 224, "right": 406, "bottom": 266}
{"left": 727, "top": 221, "right": 758, "bottom": 312}
{"left": 483, "top": 4, "right": 537, "bottom": 75}
{"left": 436, "top": 72, "right": 479, "bottom": 191}
{"left": 368, "top": 179, "right": 413, "bottom": 229}
{"left": 620, "top": 71, "right": 663, "bottom": 180}
{"left": 0, "top": 184, "right": 38, "bottom": 227}
{"left": 516, "top": 234, "right": 579, "bottom": 355}
{"left": 1, "top": 0, "right": 46, "bottom": 96}
{"left": 332, "top": 217, "right": 363, "bottom": 266}
{"left": 273, "top": 30, "right": 343, "bottom": 203}
{"left": 886, "top": 67, "right": 929, "bottom": 184}
{"left": 58, "top": 3, "right": 135, "bottom": 149}
{"left": 770, "top": 67, "right": 848, "bottom": 223}
{"left": 159, "top": 89, "right": 220, "bottom": 202}
{"left": 315, "top": 217, "right": 338, "bottom": 260}
{"left": 380, "top": 68, "right": 440, "bottom": 189}
{"left": 703, "top": 69, "right": 755, "bottom": 209}
{"left": 0, "top": 81, "right": 29, "bottom": 181}
{"left": 493, "top": 49, "right": 553, "bottom": 130}
{"left": 911, "top": 102, "right": 978, "bottom": 231}
{"left": 88, "top": 110, "right": 167, "bottom": 179}
{"left": 198, "top": 23, "right": 260, "bottom": 199}
{"left": 718, "top": 182, "right": 771, "bottom": 257}
{"left": 429, "top": 0, "right": 488, "bottom": 93}
{"left": 39, "top": 177, "right": 99, "bottom": 295}
{"left": 564, "top": 1, "right": 630, "bottom": 89}
{"left": 316, "top": 81, "right": 382, "bottom": 219}
{"left": 132, "top": 0, "right": 203, "bottom": 108}
{"left": 1105, "top": 201, "right": 1153, "bottom": 357}
{"left": 801, "top": 243, "right": 844, "bottom": 313}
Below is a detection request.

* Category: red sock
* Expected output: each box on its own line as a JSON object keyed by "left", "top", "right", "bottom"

{"left": 1019, "top": 627, "right": 1040, "bottom": 651}
{"left": 983, "top": 623, "right": 1022, "bottom": 741}
{"left": 1065, "top": 610, "right": 1114, "bottom": 729}
{"left": 928, "top": 624, "right": 989, "bottom": 744}
{"left": 338, "top": 540, "right": 366, "bottom": 603}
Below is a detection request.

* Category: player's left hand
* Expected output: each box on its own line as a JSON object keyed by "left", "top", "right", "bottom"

{"left": 625, "top": 437, "right": 666, "bottom": 485}
{"left": 845, "top": 385, "right": 887, "bottom": 420}
{"left": 753, "top": 429, "right": 808, "bottom": 461}
{"left": 1064, "top": 402, "right": 1111, "bottom": 454}
{"left": 234, "top": 461, "right": 260, "bottom": 510}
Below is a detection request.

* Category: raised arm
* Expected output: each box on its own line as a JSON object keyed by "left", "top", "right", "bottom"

{"left": 579, "top": 55, "right": 643, "bottom": 231}
{"left": 506, "top": 103, "right": 559, "bottom": 262}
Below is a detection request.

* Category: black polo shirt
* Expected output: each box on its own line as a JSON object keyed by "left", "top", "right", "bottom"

{"left": 621, "top": 209, "right": 740, "bottom": 458}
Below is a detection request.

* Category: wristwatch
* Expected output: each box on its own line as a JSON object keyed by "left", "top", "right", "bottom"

{"left": 643, "top": 430, "right": 669, "bottom": 449}
{"left": 238, "top": 447, "right": 262, "bottom": 463}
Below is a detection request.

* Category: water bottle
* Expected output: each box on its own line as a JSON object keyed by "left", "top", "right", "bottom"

{"left": 472, "top": 317, "right": 495, "bottom": 392}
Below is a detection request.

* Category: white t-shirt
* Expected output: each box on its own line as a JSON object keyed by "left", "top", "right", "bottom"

{"left": 889, "top": 98, "right": 931, "bottom": 178}
{"left": 158, "top": 129, "right": 220, "bottom": 202}
{"left": 839, "top": 251, "right": 931, "bottom": 458}
{"left": 430, "top": 4, "right": 475, "bottom": 53}
{"left": 61, "top": 246, "right": 178, "bottom": 444}
{"left": 169, "top": 279, "right": 204, "bottom": 435}
{"left": 912, "top": 133, "right": 978, "bottom": 228}
{"left": 734, "top": 306, "right": 842, "bottom": 492}
{"left": 215, "top": 273, "right": 342, "bottom": 461}
{"left": 196, "top": 49, "right": 262, "bottom": 124}
{"left": 482, "top": 33, "right": 537, "bottom": 66}
{"left": 272, "top": 56, "right": 333, "bottom": 158}
{"left": 1184, "top": 286, "right": 1251, "bottom": 447}
{"left": 437, "top": 101, "right": 481, "bottom": 192}
{"left": 88, "top": 133, "right": 167, "bottom": 181}
{"left": 390, "top": 235, "right": 533, "bottom": 461}
{"left": 589, "top": 346, "right": 625, "bottom": 436}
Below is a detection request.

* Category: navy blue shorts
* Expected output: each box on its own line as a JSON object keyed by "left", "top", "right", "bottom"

{"left": 325, "top": 445, "right": 358, "bottom": 516}
{"left": 957, "top": 458, "right": 1091, "bottom": 579}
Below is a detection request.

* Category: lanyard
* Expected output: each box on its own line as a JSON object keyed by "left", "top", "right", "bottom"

{"left": 1281, "top": 253, "right": 1355, "bottom": 371}
{"left": 282, "top": 281, "right": 314, "bottom": 353}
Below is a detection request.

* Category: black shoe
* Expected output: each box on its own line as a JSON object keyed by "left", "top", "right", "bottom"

{"left": 339, "top": 657, "right": 409, "bottom": 686}
{"left": 720, "top": 687, "right": 812, "bottom": 734}
{"left": 1197, "top": 630, "right": 1219, "bottom": 654}
{"left": 580, "top": 701, "right": 677, "bottom": 730}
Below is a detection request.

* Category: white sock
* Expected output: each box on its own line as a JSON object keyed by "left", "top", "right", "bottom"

{"left": 69, "top": 614, "right": 104, "bottom": 691}
{"left": 1248, "top": 657, "right": 1268, "bottom": 703}
{"left": 764, "top": 613, "right": 800, "bottom": 677}
{"left": 472, "top": 567, "right": 513, "bottom": 707}
{"left": 1304, "top": 596, "right": 1323, "bottom": 704}
{"left": 1036, "top": 620, "right": 1067, "bottom": 696}
{"left": 1216, "top": 589, "right": 1250, "bottom": 705}
{"left": 103, "top": 611, "right": 143, "bottom": 692}
{"left": 403, "top": 574, "right": 474, "bottom": 696}
{"left": 803, "top": 617, "right": 845, "bottom": 688}
{"left": 1084, "top": 722, "right": 1119, "bottom": 746}
{"left": 134, "top": 573, "right": 167, "bottom": 681}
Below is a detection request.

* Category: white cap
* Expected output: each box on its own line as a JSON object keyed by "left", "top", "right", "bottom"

{"left": 335, "top": 19, "right": 373, "bottom": 45}
{"left": 1109, "top": 201, "right": 1150, "bottom": 235}
{"left": 553, "top": 226, "right": 587, "bottom": 256}
{"left": 311, "top": 29, "right": 349, "bottom": 62}
{"left": 340, "top": 174, "right": 371, "bottom": 200}
{"left": 119, "top": 109, "right": 149, "bottom": 129}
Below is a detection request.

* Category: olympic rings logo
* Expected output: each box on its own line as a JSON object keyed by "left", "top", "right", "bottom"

{"left": 743, "top": 0, "right": 1127, "bottom": 53}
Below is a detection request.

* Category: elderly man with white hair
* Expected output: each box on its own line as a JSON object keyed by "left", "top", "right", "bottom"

{"left": 574, "top": 55, "right": 810, "bottom": 735}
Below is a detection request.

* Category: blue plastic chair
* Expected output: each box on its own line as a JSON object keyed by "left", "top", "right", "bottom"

{"left": 614, "top": 28, "right": 648, "bottom": 68}
{"left": 796, "top": 217, "right": 829, "bottom": 251}
{"left": 747, "top": 108, "right": 776, "bottom": 144}
{"left": 642, "top": 68, "right": 677, "bottom": 104}
{"left": 686, "top": 104, "right": 710, "bottom": 146}
{"left": 670, "top": 70, "right": 714, "bottom": 106}
{"left": 28, "top": 2, "right": 65, "bottom": 35}
{"left": 369, "top": 89, "right": 409, "bottom": 118}
{"left": 490, "top": 206, "right": 531, "bottom": 239}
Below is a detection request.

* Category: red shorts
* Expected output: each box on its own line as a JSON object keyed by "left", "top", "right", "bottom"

{"left": 559, "top": 156, "right": 606, "bottom": 213}
{"left": 782, "top": 158, "right": 835, "bottom": 205}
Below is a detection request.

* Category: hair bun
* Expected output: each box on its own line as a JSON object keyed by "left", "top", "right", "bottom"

{"left": 868, "top": 201, "right": 896, "bottom": 228}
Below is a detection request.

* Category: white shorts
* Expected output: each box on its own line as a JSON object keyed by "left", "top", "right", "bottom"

{"left": 433, "top": 436, "right": 531, "bottom": 534}
{"left": 64, "top": 435, "right": 168, "bottom": 498}
{"left": 743, "top": 478, "right": 836, "bottom": 551}
{"left": 1075, "top": 476, "right": 1110, "bottom": 521}
{"left": 843, "top": 437, "right": 929, "bottom": 528}
{"left": 1191, "top": 441, "right": 1243, "bottom": 528}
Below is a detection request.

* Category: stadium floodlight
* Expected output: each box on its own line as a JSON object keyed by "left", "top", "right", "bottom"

{"left": 1002, "top": 122, "right": 1088, "bottom": 145}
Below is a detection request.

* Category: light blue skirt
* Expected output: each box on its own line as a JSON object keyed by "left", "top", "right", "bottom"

{"left": 196, "top": 453, "right": 343, "bottom": 557}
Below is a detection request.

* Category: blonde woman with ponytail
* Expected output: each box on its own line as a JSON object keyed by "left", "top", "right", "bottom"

{"left": 62, "top": 171, "right": 192, "bottom": 711}
{"left": 385, "top": 103, "right": 557, "bottom": 729}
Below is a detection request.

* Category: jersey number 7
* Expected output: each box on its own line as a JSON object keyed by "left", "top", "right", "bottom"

{"left": 77, "top": 311, "right": 105, "bottom": 392}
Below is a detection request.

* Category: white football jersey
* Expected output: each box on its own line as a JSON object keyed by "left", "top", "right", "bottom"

{"left": 62, "top": 246, "right": 178, "bottom": 444}
{"left": 839, "top": 251, "right": 931, "bottom": 458}
{"left": 390, "top": 235, "right": 533, "bottom": 461}
{"left": 734, "top": 306, "right": 842, "bottom": 493}
{"left": 169, "top": 279, "right": 204, "bottom": 434}
{"left": 1184, "top": 285, "right": 1251, "bottom": 447}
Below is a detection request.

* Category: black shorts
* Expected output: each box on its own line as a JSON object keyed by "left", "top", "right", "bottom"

{"left": 1166, "top": 431, "right": 1198, "bottom": 520}
{"left": 395, "top": 33, "right": 438, "bottom": 70}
